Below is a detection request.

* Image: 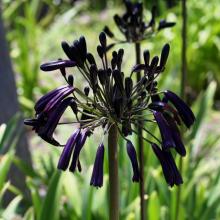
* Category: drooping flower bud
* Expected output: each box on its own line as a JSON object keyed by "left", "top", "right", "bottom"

{"left": 151, "top": 143, "right": 183, "bottom": 187}
{"left": 90, "top": 143, "right": 105, "bottom": 187}
{"left": 57, "top": 129, "right": 80, "bottom": 170}
{"left": 126, "top": 141, "right": 140, "bottom": 182}
{"left": 164, "top": 90, "right": 195, "bottom": 128}
{"left": 69, "top": 129, "right": 89, "bottom": 173}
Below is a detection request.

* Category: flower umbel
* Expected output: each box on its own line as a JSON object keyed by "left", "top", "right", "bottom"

{"left": 103, "top": 0, "right": 175, "bottom": 48}
{"left": 24, "top": 32, "right": 195, "bottom": 187}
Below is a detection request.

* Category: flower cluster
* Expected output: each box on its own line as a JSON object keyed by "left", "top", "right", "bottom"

{"left": 103, "top": 0, "right": 175, "bottom": 47}
{"left": 24, "top": 31, "right": 195, "bottom": 187}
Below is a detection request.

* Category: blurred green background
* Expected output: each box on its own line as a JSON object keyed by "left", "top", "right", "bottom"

{"left": 0, "top": 0, "right": 220, "bottom": 219}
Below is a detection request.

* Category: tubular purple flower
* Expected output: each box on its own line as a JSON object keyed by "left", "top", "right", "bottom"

{"left": 90, "top": 143, "right": 105, "bottom": 187}
{"left": 24, "top": 116, "right": 60, "bottom": 146}
{"left": 57, "top": 129, "right": 81, "bottom": 170}
{"left": 126, "top": 141, "right": 140, "bottom": 182}
{"left": 69, "top": 129, "right": 89, "bottom": 172}
{"left": 164, "top": 114, "right": 186, "bottom": 156}
{"left": 158, "top": 20, "right": 176, "bottom": 31}
{"left": 40, "top": 60, "right": 76, "bottom": 71}
{"left": 151, "top": 143, "right": 183, "bottom": 187}
{"left": 164, "top": 90, "right": 195, "bottom": 128}
{"left": 37, "top": 97, "right": 75, "bottom": 146}
{"left": 35, "top": 85, "right": 74, "bottom": 114}
{"left": 153, "top": 111, "right": 176, "bottom": 150}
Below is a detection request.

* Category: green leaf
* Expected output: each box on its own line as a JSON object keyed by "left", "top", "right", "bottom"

{"left": 62, "top": 173, "right": 82, "bottom": 218}
{"left": 26, "top": 178, "right": 41, "bottom": 220}
{"left": 38, "top": 171, "right": 62, "bottom": 220}
{"left": 0, "top": 114, "right": 20, "bottom": 153}
{"left": 24, "top": 207, "right": 35, "bottom": 220}
{"left": 82, "top": 184, "right": 93, "bottom": 220}
{"left": 0, "top": 124, "right": 6, "bottom": 144}
{"left": 0, "top": 181, "right": 10, "bottom": 202}
{"left": 0, "top": 150, "right": 14, "bottom": 191}
{"left": 190, "top": 81, "right": 216, "bottom": 139}
{"left": 2, "top": 195, "right": 22, "bottom": 219}
{"left": 13, "top": 156, "right": 41, "bottom": 179}
{"left": 148, "top": 191, "right": 161, "bottom": 220}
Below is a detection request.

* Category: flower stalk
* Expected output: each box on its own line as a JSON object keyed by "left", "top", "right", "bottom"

{"left": 176, "top": 0, "right": 187, "bottom": 219}
{"left": 108, "top": 124, "right": 119, "bottom": 220}
{"left": 135, "top": 42, "right": 146, "bottom": 220}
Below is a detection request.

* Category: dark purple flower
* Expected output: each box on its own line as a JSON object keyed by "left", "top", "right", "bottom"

{"left": 164, "top": 90, "right": 195, "bottom": 128}
{"left": 164, "top": 114, "right": 186, "bottom": 156}
{"left": 158, "top": 20, "right": 176, "bottom": 31}
{"left": 61, "top": 36, "right": 87, "bottom": 68}
{"left": 57, "top": 129, "right": 80, "bottom": 170}
{"left": 160, "top": 44, "right": 170, "bottom": 68}
{"left": 153, "top": 111, "right": 176, "bottom": 150}
{"left": 151, "top": 143, "right": 183, "bottom": 187}
{"left": 35, "top": 85, "right": 74, "bottom": 114}
{"left": 25, "top": 97, "right": 75, "bottom": 146}
{"left": 69, "top": 129, "right": 89, "bottom": 172}
{"left": 126, "top": 141, "right": 140, "bottom": 182}
{"left": 40, "top": 60, "right": 76, "bottom": 72}
{"left": 90, "top": 143, "right": 105, "bottom": 187}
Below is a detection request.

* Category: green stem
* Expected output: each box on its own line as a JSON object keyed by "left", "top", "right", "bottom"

{"left": 108, "top": 124, "right": 119, "bottom": 220}
{"left": 180, "top": 0, "right": 187, "bottom": 100}
{"left": 135, "top": 42, "right": 146, "bottom": 220}
{"left": 175, "top": 0, "right": 187, "bottom": 220}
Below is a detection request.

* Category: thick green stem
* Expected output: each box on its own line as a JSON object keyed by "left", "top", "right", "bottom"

{"left": 108, "top": 124, "right": 119, "bottom": 220}
{"left": 135, "top": 42, "right": 146, "bottom": 220}
{"left": 176, "top": 0, "right": 187, "bottom": 220}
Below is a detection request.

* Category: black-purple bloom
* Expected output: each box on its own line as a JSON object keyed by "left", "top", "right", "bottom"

{"left": 153, "top": 111, "right": 176, "bottom": 150}
{"left": 34, "top": 85, "right": 74, "bottom": 114}
{"left": 126, "top": 141, "right": 140, "bottom": 182}
{"left": 103, "top": 1, "right": 176, "bottom": 48}
{"left": 40, "top": 60, "right": 76, "bottom": 72}
{"left": 25, "top": 97, "right": 75, "bottom": 146}
{"left": 158, "top": 19, "right": 176, "bottom": 31}
{"left": 164, "top": 90, "right": 195, "bottom": 128}
{"left": 24, "top": 32, "right": 195, "bottom": 188}
{"left": 152, "top": 143, "right": 183, "bottom": 187}
{"left": 57, "top": 129, "right": 80, "bottom": 170}
{"left": 90, "top": 143, "right": 105, "bottom": 188}
{"left": 69, "top": 129, "right": 89, "bottom": 173}
{"left": 164, "top": 114, "right": 186, "bottom": 156}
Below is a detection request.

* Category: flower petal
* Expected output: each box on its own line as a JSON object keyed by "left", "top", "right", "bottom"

{"left": 164, "top": 90, "right": 195, "bottom": 128}
{"left": 40, "top": 60, "right": 76, "bottom": 71}
{"left": 90, "top": 143, "right": 105, "bottom": 187}
{"left": 57, "top": 129, "right": 80, "bottom": 170}
{"left": 126, "top": 141, "right": 140, "bottom": 182}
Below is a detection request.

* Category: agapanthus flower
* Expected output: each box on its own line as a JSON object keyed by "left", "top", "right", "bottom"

{"left": 24, "top": 31, "right": 195, "bottom": 187}
{"left": 103, "top": 0, "right": 175, "bottom": 48}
